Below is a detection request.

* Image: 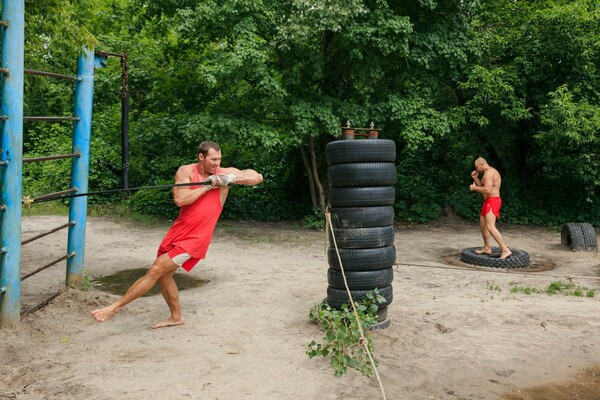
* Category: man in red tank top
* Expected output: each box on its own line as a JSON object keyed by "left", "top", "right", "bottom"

{"left": 91, "top": 141, "right": 263, "bottom": 328}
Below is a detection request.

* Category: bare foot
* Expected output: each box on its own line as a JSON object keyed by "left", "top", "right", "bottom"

{"left": 151, "top": 317, "right": 185, "bottom": 329}
{"left": 500, "top": 250, "right": 512, "bottom": 259}
{"left": 91, "top": 305, "right": 119, "bottom": 322}
{"left": 475, "top": 248, "right": 491, "bottom": 255}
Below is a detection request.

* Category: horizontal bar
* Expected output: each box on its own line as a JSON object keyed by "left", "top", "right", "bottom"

{"left": 0, "top": 160, "right": 9, "bottom": 166}
{"left": 24, "top": 116, "right": 81, "bottom": 122}
{"left": 20, "top": 287, "right": 69, "bottom": 320}
{"left": 95, "top": 50, "right": 126, "bottom": 58}
{"left": 25, "top": 68, "right": 80, "bottom": 81}
{"left": 21, "top": 221, "right": 75, "bottom": 246}
{"left": 23, "top": 152, "right": 80, "bottom": 163}
{"left": 21, "top": 254, "right": 69, "bottom": 281}
{"left": 0, "top": 286, "right": 6, "bottom": 294}
{"left": 0, "top": 20, "right": 8, "bottom": 27}
{"left": 32, "top": 188, "right": 78, "bottom": 202}
{"left": 0, "top": 67, "right": 8, "bottom": 74}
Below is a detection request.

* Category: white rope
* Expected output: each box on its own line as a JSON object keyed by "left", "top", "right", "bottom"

{"left": 326, "top": 212, "right": 387, "bottom": 400}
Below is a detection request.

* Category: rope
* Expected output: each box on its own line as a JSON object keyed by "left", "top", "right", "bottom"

{"left": 22, "top": 180, "right": 212, "bottom": 206}
{"left": 326, "top": 212, "right": 387, "bottom": 400}
{"left": 396, "top": 262, "right": 600, "bottom": 281}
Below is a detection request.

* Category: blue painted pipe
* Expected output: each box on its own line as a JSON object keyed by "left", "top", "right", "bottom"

{"left": 0, "top": 0, "right": 24, "bottom": 327}
{"left": 66, "top": 47, "right": 95, "bottom": 288}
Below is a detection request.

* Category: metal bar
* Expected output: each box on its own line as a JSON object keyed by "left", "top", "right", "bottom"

{"left": 0, "top": 67, "right": 8, "bottom": 74}
{"left": 21, "top": 221, "right": 74, "bottom": 246}
{"left": 20, "top": 287, "right": 68, "bottom": 320}
{"left": 23, "top": 152, "right": 80, "bottom": 163}
{"left": 0, "top": 0, "right": 24, "bottom": 328}
{"left": 32, "top": 188, "right": 77, "bottom": 203}
{"left": 24, "top": 68, "right": 80, "bottom": 81}
{"left": 121, "top": 54, "right": 130, "bottom": 193}
{"left": 95, "top": 50, "right": 126, "bottom": 58}
{"left": 20, "top": 254, "right": 69, "bottom": 281}
{"left": 67, "top": 47, "right": 95, "bottom": 289}
{"left": 24, "top": 116, "right": 80, "bottom": 122}
{"left": 0, "top": 20, "right": 8, "bottom": 27}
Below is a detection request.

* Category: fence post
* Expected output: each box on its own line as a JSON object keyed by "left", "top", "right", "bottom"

{"left": 66, "top": 47, "right": 95, "bottom": 289}
{"left": 0, "top": 0, "right": 25, "bottom": 327}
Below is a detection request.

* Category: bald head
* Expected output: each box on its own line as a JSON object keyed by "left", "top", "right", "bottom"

{"left": 475, "top": 157, "right": 488, "bottom": 167}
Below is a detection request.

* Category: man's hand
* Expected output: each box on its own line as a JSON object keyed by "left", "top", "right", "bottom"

{"left": 208, "top": 173, "right": 237, "bottom": 187}
{"left": 471, "top": 170, "right": 478, "bottom": 179}
{"left": 470, "top": 183, "right": 477, "bottom": 191}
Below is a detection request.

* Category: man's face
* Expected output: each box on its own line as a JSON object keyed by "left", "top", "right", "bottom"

{"left": 475, "top": 162, "right": 484, "bottom": 173}
{"left": 200, "top": 148, "right": 222, "bottom": 174}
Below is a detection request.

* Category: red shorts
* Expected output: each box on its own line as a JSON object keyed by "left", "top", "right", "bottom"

{"left": 481, "top": 197, "right": 501, "bottom": 218}
{"left": 157, "top": 245, "right": 202, "bottom": 272}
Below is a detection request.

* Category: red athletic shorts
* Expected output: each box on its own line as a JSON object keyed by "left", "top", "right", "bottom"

{"left": 481, "top": 197, "right": 502, "bottom": 218}
{"left": 157, "top": 245, "right": 202, "bottom": 272}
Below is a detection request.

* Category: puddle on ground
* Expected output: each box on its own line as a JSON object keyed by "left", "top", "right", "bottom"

{"left": 501, "top": 365, "right": 600, "bottom": 400}
{"left": 93, "top": 268, "right": 209, "bottom": 297}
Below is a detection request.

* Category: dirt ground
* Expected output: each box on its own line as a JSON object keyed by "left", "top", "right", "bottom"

{"left": 1, "top": 214, "right": 599, "bottom": 400}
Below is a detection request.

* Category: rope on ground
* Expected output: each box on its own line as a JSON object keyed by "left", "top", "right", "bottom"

{"left": 326, "top": 212, "right": 387, "bottom": 400}
{"left": 396, "top": 262, "right": 600, "bottom": 281}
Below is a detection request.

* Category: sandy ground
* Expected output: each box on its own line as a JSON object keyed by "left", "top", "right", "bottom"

{"left": 1, "top": 214, "right": 599, "bottom": 400}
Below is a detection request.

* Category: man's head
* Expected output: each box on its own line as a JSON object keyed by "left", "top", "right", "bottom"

{"left": 198, "top": 141, "right": 222, "bottom": 174}
{"left": 474, "top": 157, "right": 488, "bottom": 173}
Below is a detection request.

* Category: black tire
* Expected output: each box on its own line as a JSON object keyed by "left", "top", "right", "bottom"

{"left": 328, "top": 245, "right": 397, "bottom": 271}
{"left": 460, "top": 247, "right": 530, "bottom": 268}
{"left": 326, "top": 285, "right": 393, "bottom": 309}
{"left": 579, "top": 223, "right": 598, "bottom": 251}
{"left": 329, "top": 206, "right": 394, "bottom": 229}
{"left": 328, "top": 163, "right": 397, "bottom": 187}
{"left": 326, "top": 139, "right": 396, "bottom": 165}
{"left": 327, "top": 267, "right": 394, "bottom": 290}
{"left": 561, "top": 223, "right": 587, "bottom": 251}
{"left": 328, "top": 186, "right": 395, "bottom": 207}
{"left": 329, "top": 226, "right": 395, "bottom": 249}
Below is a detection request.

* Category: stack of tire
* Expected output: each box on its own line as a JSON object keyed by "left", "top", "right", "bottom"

{"left": 561, "top": 223, "right": 598, "bottom": 252}
{"left": 325, "top": 138, "right": 397, "bottom": 330}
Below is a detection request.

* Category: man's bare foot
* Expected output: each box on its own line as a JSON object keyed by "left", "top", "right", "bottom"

{"left": 475, "top": 247, "right": 491, "bottom": 255}
{"left": 91, "top": 305, "right": 119, "bottom": 322}
{"left": 500, "top": 250, "right": 512, "bottom": 259}
{"left": 151, "top": 317, "right": 185, "bottom": 329}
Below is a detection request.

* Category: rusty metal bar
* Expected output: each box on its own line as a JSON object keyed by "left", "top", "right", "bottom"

{"left": 32, "top": 188, "right": 77, "bottom": 203}
{"left": 20, "top": 254, "right": 71, "bottom": 281}
{"left": 21, "top": 221, "right": 75, "bottom": 246}
{"left": 23, "top": 152, "right": 80, "bottom": 163}
{"left": 20, "top": 287, "right": 69, "bottom": 320}
{"left": 0, "top": 20, "right": 8, "bottom": 27}
{"left": 95, "top": 50, "right": 126, "bottom": 58}
{"left": 0, "top": 67, "right": 8, "bottom": 74}
{"left": 24, "top": 68, "right": 80, "bottom": 81}
{"left": 24, "top": 116, "right": 80, "bottom": 122}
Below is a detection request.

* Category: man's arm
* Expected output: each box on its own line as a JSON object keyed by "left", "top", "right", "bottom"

{"left": 471, "top": 170, "right": 482, "bottom": 186}
{"left": 470, "top": 172, "right": 494, "bottom": 195}
{"left": 218, "top": 167, "right": 264, "bottom": 186}
{"left": 172, "top": 166, "right": 213, "bottom": 207}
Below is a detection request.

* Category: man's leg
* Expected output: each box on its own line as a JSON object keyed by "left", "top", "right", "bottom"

{"left": 151, "top": 270, "right": 184, "bottom": 329}
{"left": 483, "top": 212, "right": 512, "bottom": 259}
{"left": 91, "top": 253, "right": 179, "bottom": 322}
{"left": 476, "top": 215, "right": 492, "bottom": 254}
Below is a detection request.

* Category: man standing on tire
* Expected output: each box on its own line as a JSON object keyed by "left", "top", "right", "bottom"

{"left": 91, "top": 141, "right": 263, "bottom": 328}
{"left": 470, "top": 157, "right": 512, "bottom": 259}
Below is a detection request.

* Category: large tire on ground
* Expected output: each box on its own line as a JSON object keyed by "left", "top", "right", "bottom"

{"left": 326, "top": 285, "right": 394, "bottom": 309}
{"left": 328, "top": 163, "right": 397, "bottom": 187}
{"left": 328, "top": 187, "right": 395, "bottom": 207}
{"left": 329, "top": 206, "right": 394, "bottom": 229}
{"left": 327, "top": 245, "right": 397, "bottom": 271}
{"left": 561, "top": 223, "right": 587, "bottom": 251}
{"left": 326, "top": 139, "right": 396, "bottom": 165}
{"left": 327, "top": 267, "right": 394, "bottom": 290}
{"left": 460, "top": 247, "right": 530, "bottom": 269}
{"left": 329, "top": 226, "right": 395, "bottom": 249}
{"left": 579, "top": 223, "right": 598, "bottom": 251}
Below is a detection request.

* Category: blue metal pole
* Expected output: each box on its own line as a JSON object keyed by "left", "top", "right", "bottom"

{"left": 0, "top": 0, "right": 25, "bottom": 327}
{"left": 66, "top": 47, "right": 95, "bottom": 288}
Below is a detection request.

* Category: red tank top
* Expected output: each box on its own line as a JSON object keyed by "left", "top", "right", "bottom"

{"left": 158, "top": 165, "right": 223, "bottom": 259}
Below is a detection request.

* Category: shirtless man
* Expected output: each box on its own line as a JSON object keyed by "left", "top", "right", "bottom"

{"left": 469, "top": 157, "right": 512, "bottom": 259}
{"left": 91, "top": 141, "right": 263, "bottom": 328}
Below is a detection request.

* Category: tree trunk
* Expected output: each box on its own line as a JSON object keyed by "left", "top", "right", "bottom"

{"left": 308, "top": 136, "right": 326, "bottom": 213}
{"left": 300, "top": 145, "right": 317, "bottom": 209}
